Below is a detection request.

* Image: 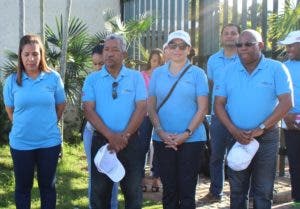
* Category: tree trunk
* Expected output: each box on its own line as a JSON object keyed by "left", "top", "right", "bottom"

{"left": 19, "top": 0, "right": 25, "bottom": 39}
{"left": 40, "top": 0, "right": 45, "bottom": 44}
{"left": 59, "top": 0, "right": 72, "bottom": 145}
{"left": 60, "top": 0, "right": 72, "bottom": 82}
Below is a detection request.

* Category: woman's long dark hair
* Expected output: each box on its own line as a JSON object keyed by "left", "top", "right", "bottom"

{"left": 17, "top": 34, "right": 50, "bottom": 86}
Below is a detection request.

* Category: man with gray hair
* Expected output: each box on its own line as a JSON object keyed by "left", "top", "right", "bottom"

{"left": 82, "top": 33, "right": 147, "bottom": 209}
{"left": 214, "top": 29, "right": 293, "bottom": 209}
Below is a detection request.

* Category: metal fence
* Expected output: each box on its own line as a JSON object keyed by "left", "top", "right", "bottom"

{"left": 121, "top": 0, "right": 300, "bottom": 176}
{"left": 121, "top": 0, "right": 283, "bottom": 68}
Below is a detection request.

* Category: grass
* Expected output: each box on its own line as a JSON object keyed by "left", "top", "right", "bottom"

{"left": 0, "top": 142, "right": 162, "bottom": 209}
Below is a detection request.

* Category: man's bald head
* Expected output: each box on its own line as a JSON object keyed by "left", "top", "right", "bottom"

{"left": 240, "top": 29, "right": 263, "bottom": 43}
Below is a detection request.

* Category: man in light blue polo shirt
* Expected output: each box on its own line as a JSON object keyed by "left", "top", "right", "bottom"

{"left": 204, "top": 23, "right": 240, "bottom": 202}
{"left": 82, "top": 34, "right": 147, "bottom": 209}
{"left": 278, "top": 30, "right": 300, "bottom": 207}
{"left": 214, "top": 29, "right": 293, "bottom": 209}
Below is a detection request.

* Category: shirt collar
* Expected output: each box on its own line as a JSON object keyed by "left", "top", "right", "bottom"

{"left": 239, "top": 54, "right": 266, "bottom": 73}
{"left": 218, "top": 48, "right": 238, "bottom": 60}
{"left": 167, "top": 59, "right": 191, "bottom": 76}
{"left": 22, "top": 71, "right": 46, "bottom": 81}
{"left": 100, "top": 64, "right": 130, "bottom": 80}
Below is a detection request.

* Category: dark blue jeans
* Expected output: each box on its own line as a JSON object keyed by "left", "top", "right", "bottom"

{"left": 283, "top": 129, "right": 300, "bottom": 202}
{"left": 90, "top": 132, "right": 144, "bottom": 209}
{"left": 154, "top": 141, "right": 205, "bottom": 209}
{"left": 10, "top": 145, "right": 61, "bottom": 209}
{"left": 228, "top": 128, "right": 279, "bottom": 209}
{"left": 209, "top": 115, "right": 232, "bottom": 197}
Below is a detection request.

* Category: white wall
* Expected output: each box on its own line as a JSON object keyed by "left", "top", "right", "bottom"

{"left": 0, "top": 0, "right": 120, "bottom": 69}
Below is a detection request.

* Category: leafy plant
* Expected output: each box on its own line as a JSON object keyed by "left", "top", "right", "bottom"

{"left": 90, "top": 9, "right": 153, "bottom": 68}
{"left": 45, "top": 15, "right": 92, "bottom": 104}
{"left": 0, "top": 15, "right": 92, "bottom": 142}
{"left": 269, "top": 1, "right": 300, "bottom": 42}
{"left": 0, "top": 83, "right": 11, "bottom": 144}
{"left": 1, "top": 51, "right": 18, "bottom": 79}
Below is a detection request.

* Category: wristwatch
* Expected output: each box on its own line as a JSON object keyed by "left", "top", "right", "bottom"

{"left": 154, "top": 126, "right": 163, "bottom": 133}
{"left": 184, "top": 128, "right": 193, "bottom": 136}
{"left": 259, "top": 123, "right": 266, "bottom": 130}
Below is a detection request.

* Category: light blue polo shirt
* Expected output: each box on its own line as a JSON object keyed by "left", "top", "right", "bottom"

{"left": 207, "top": 49, "right": 239, "bottom": 114}
{"left": 149, "top": 61, "right": 209, "bottom": 142}
{"left": 82, "top": 65, "right": 147, "bottom": 132}
{"left": 215, "top": 55, "right": 293, "bottom": 130}
{"left": 3, "top": 70, "right": 66, "bottom": 150}
{"left": 284, "top": 60, "right": 300, "bottom": 113}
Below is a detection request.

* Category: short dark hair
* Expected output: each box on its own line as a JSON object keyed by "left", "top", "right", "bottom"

{"left": 221, "top": 23, "right": 241, "bottom": 35}
{"left": 92, "top": 44, "right": 104, "bottom": 55}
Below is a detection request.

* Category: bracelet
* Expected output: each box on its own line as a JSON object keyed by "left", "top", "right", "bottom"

{"left": 123, "top": 132, "right": 131, "bottom": 140}
{"left": 154, "top": 126, "right": 162, "bottom": 132}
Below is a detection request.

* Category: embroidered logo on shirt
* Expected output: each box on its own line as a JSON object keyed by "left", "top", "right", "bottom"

{"left": 260, "top": 81, "right": 273, "bottom": 86}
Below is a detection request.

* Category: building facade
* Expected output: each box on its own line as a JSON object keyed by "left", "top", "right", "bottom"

{"left": 0, "top": 0, "right": 120, "bottom": 69}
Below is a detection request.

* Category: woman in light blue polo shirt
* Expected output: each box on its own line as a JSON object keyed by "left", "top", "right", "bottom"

{"left": 3, "top": 34, "right": 66, "bottom": 209}
{"left": 148, "top": 30, "right": 209, "bottom": 209}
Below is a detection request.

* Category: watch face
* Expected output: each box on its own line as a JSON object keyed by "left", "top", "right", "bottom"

{"left": 185, "top": 128, "right": 192, "bottom": 136}
{"left": 259, "top": 124, "right": 265, "bottom": 130}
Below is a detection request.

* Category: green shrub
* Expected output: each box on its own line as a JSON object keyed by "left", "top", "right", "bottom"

{"left": 0, "top": 82, "right": 11, "bottom": 144}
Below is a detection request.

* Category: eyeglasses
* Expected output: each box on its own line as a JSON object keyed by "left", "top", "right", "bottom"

{"left": 235, "top": 42, "right": 258, "bottom": 48}
{"left": 168, "top": 42, "right": 188, "bottom": 50}
{"left": 112, "top": 82, "right": 118, "bottom": 99}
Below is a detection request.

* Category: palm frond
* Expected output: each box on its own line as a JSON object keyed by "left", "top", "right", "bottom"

{"left": 269, "top": 0, "right": 300, "bottom": 41}
{"left": 0, "top": 50, "right": 18, "bottom": 79}
{"left": 88, "top": 31, "right": 109, "bottom": 48}
{"left": 68, "top": 17, "right": 88, "bottom": 37}
{"left": 139, "top": 44, "right": 150, "bottom": 61}
{"left": 44, "top": 15, "right": 92, "bottom": 103}
{"left": 1, "top": 61, "right": 17, "bottom": 79}
{"left": 5, "top": 50, "right": 19, "bottom": 61}
{"left": 103, "top": 9, "right": 125, "bottom": 33}
{"left": 45, "top": 24, "right": 61, "bottom": 48}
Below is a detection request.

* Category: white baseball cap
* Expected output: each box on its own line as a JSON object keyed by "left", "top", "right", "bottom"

{"left": 167, "top": 30, "right": 191, "bottom": 46}
{"left": 94, "top": 144, "right": 125, "bottom": 182}
{"left": 278, "top": 30, "right": 300, "bottom": 45}
{"left": 227, "top": 139, "right": 259, "bottom": 171}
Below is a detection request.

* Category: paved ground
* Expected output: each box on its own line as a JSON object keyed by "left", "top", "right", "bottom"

{"left": 143, "top": 174, "right": 294, "bottom": 209}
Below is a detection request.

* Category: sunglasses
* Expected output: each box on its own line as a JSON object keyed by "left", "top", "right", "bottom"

{"left": 235, "top": 42, "right": 257, "bottom": 48}
{"left": 112, "top": 82, "right": 118, "bottom": 99}
{"left": 168, "top": 42, "right": 188, "bottom": 50}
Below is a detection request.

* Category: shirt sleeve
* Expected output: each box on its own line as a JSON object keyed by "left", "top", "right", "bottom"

{"left": 214, "top": 68, "right": 227, "bottom": 97}
{"left": 207, "top": 57, "right": 213, "bottom": 80}
{"left": 148, "top": 69, "right": 158, "bottom": 97}
{"left": 135, "top": 72, "right": 147, "bottom": 101}
{"left": 274, "top": 63, "right": 293, "bottom": 96}
{"left": 82, "top": 74, "right": 96, "bottom": 102}
{"left": 3, "top": 74, "right": 15, "bottom": 107}
{"left": 195, "top": 68, "right": 209, "bottom": 96}
{"left": 54, "top": 73, "right": 66, "bottom": 104}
